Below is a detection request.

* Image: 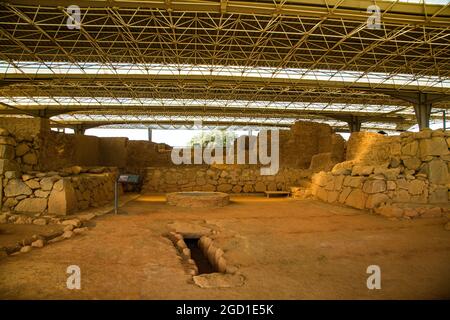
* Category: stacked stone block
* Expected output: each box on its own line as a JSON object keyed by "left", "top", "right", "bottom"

{"left": 308, "top": 129, "right": 450, "bottom": 218}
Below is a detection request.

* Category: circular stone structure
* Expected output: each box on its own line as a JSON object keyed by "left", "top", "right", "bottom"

{"left": 166, "top": 192, "right": 230, "bottom": 208}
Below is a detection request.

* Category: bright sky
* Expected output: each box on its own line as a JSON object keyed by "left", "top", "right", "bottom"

{"left": 84, "top": 128, "right": 257, "bottom": 147}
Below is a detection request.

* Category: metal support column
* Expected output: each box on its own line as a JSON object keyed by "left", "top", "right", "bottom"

{"left": 347, "top": 115, "right": 362, "bottom": 132}
{"left": 148, "top": 128, "right": 152, "bottom": 141}
{"left": 413, "top": 92, "right": 432, "bottom": 130}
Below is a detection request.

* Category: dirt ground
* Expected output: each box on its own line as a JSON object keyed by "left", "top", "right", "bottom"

{"left": 0, "top": 194, "right": 449, "bottom": 299}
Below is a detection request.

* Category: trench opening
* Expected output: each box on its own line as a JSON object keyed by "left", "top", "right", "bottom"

{"left": 184, "top": 238, "right": 215, "bottom": 274}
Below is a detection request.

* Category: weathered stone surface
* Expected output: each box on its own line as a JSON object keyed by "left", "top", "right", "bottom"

{"left": 231, "top": 185, "right": 242, "bottom": 193}
{"left": 4, "top": 171, "right": 20, "bottom": 179}
{"left": 73, "top": 227, "right": 88, "bottom": 234}
{"left": 217, "top": 184, "right": 233, "bottom": 192}
{"left": 407, "top": 180, "right": 426, "bottom": 196}
{"left": 33, "top": 218, "right": 47, "bottom": 225}
{"left": 3, "top": 197, "right": 18, "bottom": 209}
{"left": 40, "top": 177, "right": 56, "bottom": 191}
{"left": 429, "top": 187, "right": 448, "bottom": 204}
{"left": 394, "top": 189, "right": 411, "bottom": 203}
{"left": 15, "top": 198, "right": 47, "bottom": 213}
{"left": 419, "top": 137, "right": 448, "bottom": 157}
{"left": 343, "top": 176, "right": 364, "bottom": 188}
{"left": 242, "top": 184, "right": 253, "bottom": 193}
{"left": 0, "top": 128, "right": 10, "bottom": 136}
{"left": 338, "top": 187, "right": 352, "bottom": 203}
{"left": 20, "top": 246, "right": 32, "bottom": 253}
{"left": 0, "top": 159, "right": 20, "bottom": 174}
{"left": 331, "top": 161, "right": 354, "bottom": 175}
{"left": 31, "top": 239, "right": 45, "bottom": 248}
{"left": 362, "top": 180, "right": 386, "bottom": 194}
{"left": 374, "top": 167, "right": 400, "bottom": 181}
{"left": 15, "top": 143, "right": 30, "bottom": 157}
{"left": 387, "top": 181, "right": 396, "bottom": 191}
{"left": 365, "top": 193, "right": 389, "bottom": 209}
{"left": 0, "top": 136, "right": 15, "bottom": 146}
{"left": 309, "top": 152, "right": 336, "bottom": 173}
{"left": 22, "top": 152, "right": 38, "bottom": 165}
{"left": 34, "top": 189, "right": 50, "bottom": 198}
{"left": 4, "top": 179, "right": 32, "bottom": 197}
{"left": 344, "top": 189, "right": 367, "bottom": 209}
{"left": 254, "top": 181, "right": 266, "bottom": 192}
{"left": 62, "top": 230, "right": 74, "bottom": 239}
{"left": 327, "top": 191, "right": 339, "bottom": 203}
{"left": 48, "top": 180, "right": 77, "bottom": 215}
{"left": 25, "top": 179, "right": 40, "bottom": 189}
{"left": 351, "top": 165, "right": 374, "bottom": 176}
{"left": 426, "top": 159, "right": 449, "bottom": 185}
{"left": 0, "top": 144, "right": 14, "bottom": 159}
{"left": 402, "top": 157, "right": 422, "bottom": 171}
{"left": 401, "top": 141, "right": 418, "bottom": 156}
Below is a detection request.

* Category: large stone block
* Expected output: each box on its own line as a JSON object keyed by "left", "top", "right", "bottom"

{"left": 15, "top": 198, "right": 47, "bottom": 213}
{"left": 419, "top": 137, "right": 449, "bottom": 157}
{"left": 373, "top": 167, "right": 400, "bottom": 180}
{"left": 362, "top": 180, "right": 386, "bottom": 194}
{"left": 402, "top": 157, "right": 422, "bottom": 171}
{"left": 15, "top": 143, "right": 30, "bottom": 157}
{"left": 343, "top": 176, "right": 364, "bottom": 188}
{"left": 344, "top": 189, "right": 367, "bottom": 209}
{"left": 338, "top": 187, "right": 352, "bottom": 203}
{"left": 217, "top": 184, "right": 233, "bottom": 192}
{"left": 351, "top": 165, "right": 374, "bottom": 176}
{"left": 401, "top": 140, "right": 418, "bottom": 156}
{"left": 4, "top": 179, "right": 32, "bottom": 197}
{"left": 22, "top": 152, "right": 38, "bottom": 165}
{"left": 48, "top": 179, "right": 77, "bottom": 215}
{"left": 407, "top": 179, "right": 426, "bottom": 196}
{"left": 365, "top": 193, "right": 389, "bottom": 209}
{"left": 426, "top": 159, "right": 449, "bottom": 185}
{"left": 394, "top": 189, "right": 411, "bottom": 203}
{"left": 331, "top": 161, "right": 354, "bottom": 175}
{"left": 429, "top": 187, "right": 448, "bottom": 204}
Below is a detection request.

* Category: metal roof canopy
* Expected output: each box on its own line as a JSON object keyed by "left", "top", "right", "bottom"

{"left": 0, "top": 0, "right": 449, "bottom": 131}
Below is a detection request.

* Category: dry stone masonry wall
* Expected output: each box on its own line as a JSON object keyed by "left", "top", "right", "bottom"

{"left": 307, "top": 129, "right": 450, "bottom": 218}
{"left": 143, "top": 165, "right": 311, "bottom": 193}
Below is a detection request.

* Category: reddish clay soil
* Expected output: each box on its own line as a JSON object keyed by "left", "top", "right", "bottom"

{"left": 0, "top": 194, "right": 449, "bottom": 299}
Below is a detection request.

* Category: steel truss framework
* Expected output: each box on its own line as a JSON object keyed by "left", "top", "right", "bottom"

{"left": 0, "top": 0, "right": 449, "bottom": 132}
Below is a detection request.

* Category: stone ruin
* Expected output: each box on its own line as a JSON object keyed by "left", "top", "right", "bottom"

{"left": 0, "top": 116, "right": 449, "bottom": 221}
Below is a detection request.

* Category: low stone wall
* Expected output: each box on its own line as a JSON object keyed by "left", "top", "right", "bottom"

{"left": 143, "top": 165, "right": 311, "bottom": 193}
{"left": 308, "top": 129, "right": 450, "bottom": 218}
{"left": 2, "top": 167, "right": 117, "bottom": 215}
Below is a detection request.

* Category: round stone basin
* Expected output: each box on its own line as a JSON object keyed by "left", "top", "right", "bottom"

{"left": 166, "top": 192, "right": 230, "bottom": 208}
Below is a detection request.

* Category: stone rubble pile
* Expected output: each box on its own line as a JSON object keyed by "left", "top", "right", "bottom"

{"left": 0, "top": 215, "right": 94, "bottom": 257}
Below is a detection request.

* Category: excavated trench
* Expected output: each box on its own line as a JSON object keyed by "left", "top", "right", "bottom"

{"left": 184, "top": 238, "right": 215, "bottom": 274}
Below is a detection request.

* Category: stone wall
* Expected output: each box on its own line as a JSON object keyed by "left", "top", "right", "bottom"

{"left": 2, "top": 167, "right": 117, "bottom": 215}
{"left": 126, "top": 140, "right": 173, "bottom": 169}
{"left": 143, "top": 164, "right": 311, "bottom": 193}
{"left": 308, "top": 129, "right": 450, "bottom": 218}
{"left": 278, "top": 122, "right": 345, "bottom": 168}
{"left": 0, "top": 117, "right": 49, "bottom": 139}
